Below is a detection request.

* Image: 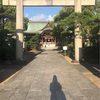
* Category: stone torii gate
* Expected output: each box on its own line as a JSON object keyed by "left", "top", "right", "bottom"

{"left": 3, "top": 0, "right": 95, "bottom": 62}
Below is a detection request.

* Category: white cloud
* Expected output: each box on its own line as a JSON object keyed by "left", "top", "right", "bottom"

{"left": 30, "top": 14, "right": 46, "bottom": 21}
{"left": 46, "top": 15, "right": 55, "bottom": 21}
{"left": 25, "top": 13, "right": 29, "bottom": 18}
{"left": 30, "top": 13, "right": 55, "bottom": 21}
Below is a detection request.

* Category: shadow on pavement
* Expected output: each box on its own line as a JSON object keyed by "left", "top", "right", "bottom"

{"left": 50, "top": 75, "right": 67, "bottom": 100}
{"left": 80, "top": 62, "right": 100, "bottom": 78}
{"left": 0, "top": 65, "right": 23, "bottom": 83}
{"left": 0, "top": 50, "right": 42, "bottom": 84}
{"left": 23, "top": 50, "right": 41, "bottom": 63}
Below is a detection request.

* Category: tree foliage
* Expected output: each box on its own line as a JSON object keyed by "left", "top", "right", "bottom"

{"left": 54, "top": 7, "right": 74, "bottom": 22}
{"left": 95, "top": 0, "right": 100, "bottom": 13}
{"left": 25, "top": 34, "right": 40, "bottom": 51}
{"left": 0, "top": 0, "right": 29, "bottom": 61}
{"left": 53, "top": 0, "right": 100, "bottom": 60}
{"left": 0, "top": 0, "right": 16, "bottom": 61}
{"left": 23, "top": 17, "right": 29, "bottom": 31}
{"left": 0, "top": 0, "right": 16, "bottom": 30}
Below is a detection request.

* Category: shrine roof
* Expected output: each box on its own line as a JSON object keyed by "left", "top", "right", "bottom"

{"left": 24, "top": 21, "right": 49, "bottom": 34}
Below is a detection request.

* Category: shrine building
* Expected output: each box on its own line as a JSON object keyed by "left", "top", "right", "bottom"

{"left": 24, "top": 21, "right": 56, "bottom": 48}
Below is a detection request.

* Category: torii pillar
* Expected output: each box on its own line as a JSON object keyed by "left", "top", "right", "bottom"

{"left": 74, "top": 0, "right": 82, "bottom": 62}
{"left": 16, "top": 0, "right": 24, "bottom": 60}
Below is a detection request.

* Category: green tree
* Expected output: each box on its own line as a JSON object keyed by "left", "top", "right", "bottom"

{"left": 54, "top": 7, "right": 74, "bottom": 22}
{"left": 0, "top": 0, "right": 16, "bottom": 29}
{"left": 0, "top": 1, "right": 16, "bottom": 61}
{"left": 95, "top": 0, "right": 100, "bottom": 13}
{"left": 25, "top": 34, "right": 40, "bottom": 50}
{"left": 53, "top": 1, "right": 99, "bottom": 60}
{"left": 23, "top": 17, "right": 29, "bottom": 31}
{"left": 53, "top": 7, "right": 75, "bottom": 55}
{"left": 77, "top": 9, "right": 99, "bottom": 47}
{"left": 0, "top": 0, "right": 29, "bottom": 61}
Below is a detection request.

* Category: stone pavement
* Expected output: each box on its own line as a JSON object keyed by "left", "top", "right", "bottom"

{"left": 0, "top": 50, "right": 99, "bottom": 100}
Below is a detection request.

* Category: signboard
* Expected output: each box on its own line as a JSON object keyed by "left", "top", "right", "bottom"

{"left": 63, "top": 46, "right": 67, "bottom": 50}
{"left": 3, "top": 0, "right": 95, "bottom": 6}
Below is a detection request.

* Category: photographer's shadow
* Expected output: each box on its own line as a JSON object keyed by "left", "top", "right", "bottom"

{"left": 50, "top": 75, "right": 67, "bottom": 100}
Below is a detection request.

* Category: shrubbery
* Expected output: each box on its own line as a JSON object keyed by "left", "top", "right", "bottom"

{"left": 0, "top": 29, "right": 16, "bottom": 62}
{"left": 66, "top": 42, "right": 74, "bottom": 59}
{"left": 25, "top": 34, "right": 40, "bottom": 51}
{"left": 0, "top": 46, "right": 15, "bottom": 61}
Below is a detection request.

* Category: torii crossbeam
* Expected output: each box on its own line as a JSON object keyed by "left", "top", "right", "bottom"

{"left": 3, "top": 0, "right": 95, "bottom": 6}
{"left": 2, "top": 0, "right": 95, "bottom": 62}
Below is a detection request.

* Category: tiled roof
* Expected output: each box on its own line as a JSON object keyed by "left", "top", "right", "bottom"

{"left": 24, "top": 21, "right": 49, "bottom": 34}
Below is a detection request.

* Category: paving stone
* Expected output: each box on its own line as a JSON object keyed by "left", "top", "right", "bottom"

{"left": 26, "top": 91, "right": 44, "bottom": 100}
{"left": 83, "top": 89, "right": 100, "bottom": 100}
{"left": 9, "top": 93, "right": 26, "bottom": 100}
{"left": 0, "top": 89, "right": 14, "bottom": 100}
{"left": 14, "top": 86, "right": 30, "bottom": 94}
{"left": 72, "top": 96, "right": 89, "bottom": 100}
{"left": 0, "top": 50, "right": 99, "bottom": 100}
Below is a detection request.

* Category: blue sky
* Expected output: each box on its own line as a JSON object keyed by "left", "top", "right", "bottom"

{"left": 24, "top": 6, "right": 62, "bottom": 21}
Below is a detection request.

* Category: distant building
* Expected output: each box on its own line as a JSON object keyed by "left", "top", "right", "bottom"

{"left": 24, "top": 21, "right": 56, "bottom": 48}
